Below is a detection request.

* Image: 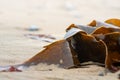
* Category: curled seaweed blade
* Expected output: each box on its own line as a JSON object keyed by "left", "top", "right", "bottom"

{"left": 105, "top": 18, "right": 120, "bottom": 27}
{"left": 23, "top": 40, "right": 79, "bottom": 68}
{"left": 88, "top": 20, "right": 96, "bottom": 27}
{"left": 94, "top": 32, "right": 120, "bottom": 72}
{"left": 92, "top": 27, "right": 120, "bottom": 35}
{"left": 88, "top": 20, "right": 119, "bottom": 28}
{"left": 66, "top": 24, "right": 96, "bottom": 34}
{"left": 65, "top": 27, "right": 107, "bottom": 65}
{"left": 64, "top": 28, "right": 85, "bottom": 39}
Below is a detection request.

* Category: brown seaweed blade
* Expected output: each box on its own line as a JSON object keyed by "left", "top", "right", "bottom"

{"left": 65, "top": 27, "right": 107, "bottom": 65}
{"left": 105, "top": 18, "right": 120, "bottom": 27}
{"left": 91, "top": 24, "right": 120, "bottom": 72}
{"left": 92, "top": 26, "right": 120, "bottom": 34}
{"left": 88, "top": 20, "right": 96, "bottom": 27}
{"left": 88, "top": 20, "right": 119, "bottom": 28}
{"left": 93, "top": 32, "right": 120, "bottom": 72}
{"left": 66, "top": 24, "right": 96, "bottom": 34}
{"left": 23, "top": 40, "right": 79, "bottom": 68}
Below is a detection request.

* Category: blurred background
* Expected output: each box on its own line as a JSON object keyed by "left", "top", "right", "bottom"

{"left": 0, "top": 0, "right": 120, "bottom": 34}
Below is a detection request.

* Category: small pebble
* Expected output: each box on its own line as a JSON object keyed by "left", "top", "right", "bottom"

{"left": 98, "top": 72, "right": 105, "bottom": 76}
{"left": 28, "top": 25, "right": 39, "bottom": 31}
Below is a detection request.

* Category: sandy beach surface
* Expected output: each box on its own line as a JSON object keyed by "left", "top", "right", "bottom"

{"left": 0, "top": 0, "right": 120, "bottom": 80}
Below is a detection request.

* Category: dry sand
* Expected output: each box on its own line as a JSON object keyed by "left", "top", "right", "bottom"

{"left": 0, "top": 0, "right": 120, "bottom": 80}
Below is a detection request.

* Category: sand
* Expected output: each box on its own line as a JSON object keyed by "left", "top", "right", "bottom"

{"left": 0, "top": 0, "right": 120, "bottom": 80}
